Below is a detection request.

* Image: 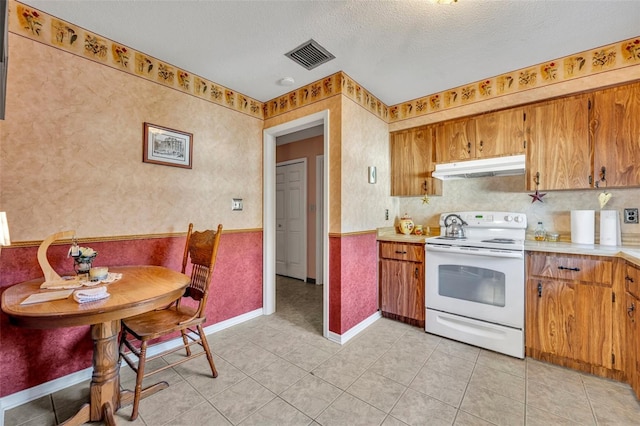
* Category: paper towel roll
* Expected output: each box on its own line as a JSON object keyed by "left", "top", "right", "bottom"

{"left": 571, "top": 210, "right": 595, "bottom": 244}
{"left": 600, "top": 210, "right": 621, "bottom": 246}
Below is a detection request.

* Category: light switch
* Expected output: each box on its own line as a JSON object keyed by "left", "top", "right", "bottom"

{"left": 232, "top": 198, "right": 243, "bottom": 211}
{"left": 368, "top": 166, "right": 377, "bottom": 184}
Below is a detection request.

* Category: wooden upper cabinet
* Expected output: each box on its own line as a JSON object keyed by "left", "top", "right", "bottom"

{"left": 474, "top": 108, "right": 526, "bottom": 158}
{"left": 435, "top": 118, "right": 476, "bottom": 163}
{"left": 390, "top": 125, "right": 442, "bottom": 196}
{"left": 591, "top": 82, "right": 640, "bottom": 188}
{"left": 525, "top": 94, "right": 592, "bottom": 191}
{"left": 435, "top": 108, "right": 525, "bottom": 163}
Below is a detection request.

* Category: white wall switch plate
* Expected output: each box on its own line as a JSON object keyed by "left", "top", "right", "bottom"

{"left": 368, "top": 166, "right": 377, "bottom": 184}
{"left": 232, "top": 198, "right": 243, "bottom": 211}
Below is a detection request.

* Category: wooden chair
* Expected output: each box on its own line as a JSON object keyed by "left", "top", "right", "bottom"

{"left": 118, "top": 223, "right": 222, "bottom": 420}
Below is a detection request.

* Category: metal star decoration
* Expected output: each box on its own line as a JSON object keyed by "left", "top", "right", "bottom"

{"left": 529, "top": 188, "right": 547, "bottom": 203}
{"left": 422, "top": 194, "right": 430, "bottom": 204}
{"left": 529, "top": 172, "right": 547, "bottom": 203}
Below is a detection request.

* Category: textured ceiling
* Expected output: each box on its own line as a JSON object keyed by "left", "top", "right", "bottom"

{"left": 19, "top": 0, "right": 640, "bottom": 106}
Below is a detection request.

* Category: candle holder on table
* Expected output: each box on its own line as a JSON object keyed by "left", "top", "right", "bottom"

{"left": 69, "top": 241, "right": 98, "bottom": 277}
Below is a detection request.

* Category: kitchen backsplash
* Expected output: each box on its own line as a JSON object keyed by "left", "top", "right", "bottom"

{"left": 397, "top": 175, "right": 640, "bottom": 245}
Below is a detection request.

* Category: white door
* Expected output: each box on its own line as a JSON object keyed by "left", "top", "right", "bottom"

{"left": 276, "top": 160, "right": 307, "bottom": 280}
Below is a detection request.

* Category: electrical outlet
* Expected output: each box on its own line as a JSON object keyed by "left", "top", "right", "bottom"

{"left": 624, "top": 208, "right": 639, "bottom": 224}
{"left": 232, "top": 198, "right": 243, "bottom": 211}
{"left": 385, "top": 209, "right": 389, "bottom": 220}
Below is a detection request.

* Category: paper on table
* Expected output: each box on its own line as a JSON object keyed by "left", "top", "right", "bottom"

{"left": 21, "top": 289, "right": 74, "bottom": 305}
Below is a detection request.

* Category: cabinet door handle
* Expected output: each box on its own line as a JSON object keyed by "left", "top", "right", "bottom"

{"left": 537, "top": 281, "right": 542, "bottom": 298}
{"left": 479, "top": 140, "right": 484, "bottom": 152}
{"left": 415, "top": 267, "right": 419, "bottom": 278}
{"left": 558, "top": 266, "right": 580, "bottom": 272}
{"left": 467, "top": 141, "right": 471, "bottom": 154}
{"left": 628, "top": 302, "right": 636, "bottom": 318}
{"left": 626, "top": 276, "right": 635, "bottom": 283}
{"left": 395, "top": 250, "right": 407, "bottom": 255}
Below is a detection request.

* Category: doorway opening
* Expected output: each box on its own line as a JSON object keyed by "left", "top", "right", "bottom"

{"left": 276, "top": 159, "right": 308, "bottom": 281}
{"left": 263, "top": 110, "right": 329, "bottom": 338}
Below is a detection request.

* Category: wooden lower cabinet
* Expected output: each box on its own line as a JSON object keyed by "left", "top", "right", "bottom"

{"left": 526, "top": 277, "right": 613, "bottom": 369}
{"left": 379, "top": 241, "right": 425, "bottom": 327}
{"left": 525, "top": 252, "right": 623, "bottom": 380}
{"left": 625, "top": 262, "right": 640, "bottom": 398}
{"left": 625, "top": 291, "right": 639, "bottom": 398}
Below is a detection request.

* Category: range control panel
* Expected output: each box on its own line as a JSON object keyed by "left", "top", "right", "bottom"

{"left": 439, "top": 211, "right": 527, "bottom": 229}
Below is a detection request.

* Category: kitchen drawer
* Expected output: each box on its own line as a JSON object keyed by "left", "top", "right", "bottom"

{"left": 527, "top": 253, "right": 612, "bottom": 285}
{"left": 626, "top": 263, "right": 640, "bottom": 299}
{"left": 379, "top": 241, "right": 424, "bottom": 263}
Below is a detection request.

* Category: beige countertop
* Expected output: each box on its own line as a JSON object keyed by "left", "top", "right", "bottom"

{"left": 524, "top": 240, "right": 640, "bottom": 265}
{"left": 377, "top": 227, "right": 640, "bottom": 266}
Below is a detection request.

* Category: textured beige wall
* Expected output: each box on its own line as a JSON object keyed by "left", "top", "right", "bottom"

{"left": 1, "top": 34, "right": 263, "bottom": 241}
{"left": 340, "top": 97, "right": 393, "bottom": 233}
{"left": 398, "top": 175, "right": 640, "bottom": 243}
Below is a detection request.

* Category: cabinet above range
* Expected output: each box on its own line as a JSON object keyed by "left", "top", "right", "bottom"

{"left": 389, "top": 79, "right": 640, "bottom": 194}
{"left": 435, "top": 107, "right": 526, "bottom": 163}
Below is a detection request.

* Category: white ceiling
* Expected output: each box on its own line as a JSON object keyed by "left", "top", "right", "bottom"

{"left": 19, "top": 0, "right": 640, "bottom": 106}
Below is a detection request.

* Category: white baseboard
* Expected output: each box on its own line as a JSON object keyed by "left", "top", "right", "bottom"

{"left": 0, "top": 308, "right": 263, "bottom": 426}
{"left": 327, "top": 311, "right": 381, "bottom": 345}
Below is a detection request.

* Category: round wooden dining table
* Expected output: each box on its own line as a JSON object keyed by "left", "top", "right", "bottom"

{"left": 1, "top": 265, "right": 190, "bottom": 426}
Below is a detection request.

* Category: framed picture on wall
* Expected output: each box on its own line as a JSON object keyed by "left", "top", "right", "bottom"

{"left": 142, "top": 122, "right": 193, "bottom": 169}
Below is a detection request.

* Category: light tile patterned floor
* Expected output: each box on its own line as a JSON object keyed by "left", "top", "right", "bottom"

{"left": 5, "top": 275, "right": 640, "bottom": 425}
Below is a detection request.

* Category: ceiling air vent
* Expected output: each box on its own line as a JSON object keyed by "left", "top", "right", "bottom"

{"left": 285, "top": 39, "right": 335, "bottom": 70}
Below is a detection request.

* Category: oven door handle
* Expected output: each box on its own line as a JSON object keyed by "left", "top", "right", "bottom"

{"left": 426, "top": 244, "right": 524, "bottom": 259}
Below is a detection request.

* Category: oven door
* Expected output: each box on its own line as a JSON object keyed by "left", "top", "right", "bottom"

{"left": 425, "top": 244, "right": 524, "bottom": 329}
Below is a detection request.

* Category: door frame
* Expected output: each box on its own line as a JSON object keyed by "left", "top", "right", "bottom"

{"left": 315, "top": 154, "right": 324, "bottom": 285}
{"left": 263, "top": 110, "right": 329, "bottom": 338}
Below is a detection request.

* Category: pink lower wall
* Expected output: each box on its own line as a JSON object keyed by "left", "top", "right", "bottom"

{"left": 329, "top": 233, "right": 378, "bottom": 334}
{"left": 0, "top": 231, "right": 262, "bottom": 398}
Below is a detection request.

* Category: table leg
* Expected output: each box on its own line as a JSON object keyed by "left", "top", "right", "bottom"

{"left": 89, "top": 320, "right": 121, "bottom": 422}
{"left": 62, "top": 320, "right": 121, "bottom": 425}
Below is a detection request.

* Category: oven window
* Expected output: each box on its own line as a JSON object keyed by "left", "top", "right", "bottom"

{"left": 438, "top": 264, "right": 506, "bottom": 307}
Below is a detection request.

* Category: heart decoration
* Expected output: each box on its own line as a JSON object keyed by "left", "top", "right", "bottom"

{"left": 598, "top": 191, "right": 612, "bottom": 209}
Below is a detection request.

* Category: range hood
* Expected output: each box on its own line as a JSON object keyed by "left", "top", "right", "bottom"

{"left": 432, "top": 154, "right": 526, "bottom": 180}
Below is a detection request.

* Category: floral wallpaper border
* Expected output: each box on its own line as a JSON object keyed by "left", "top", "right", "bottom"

{"left": 263, "top": 71, "right": 389, "bottom": 121}
{"left": 12, "top": 1, "right": 264, "bottom": 119}
{"left": 11, "top": 1, "right": 640, "bottom": 124}
{"left": 266, "top": 37, "right": 640, "bottom": 122}
{"left": 388, "top": 36, "right": 640, "bottom": 122}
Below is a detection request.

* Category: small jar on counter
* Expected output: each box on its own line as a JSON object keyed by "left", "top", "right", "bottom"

{"left": 546, "top": 232, "right": 560, "bottom": 242}
{"left": 534, "top": 222, "right": 546, "bottom": 241}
